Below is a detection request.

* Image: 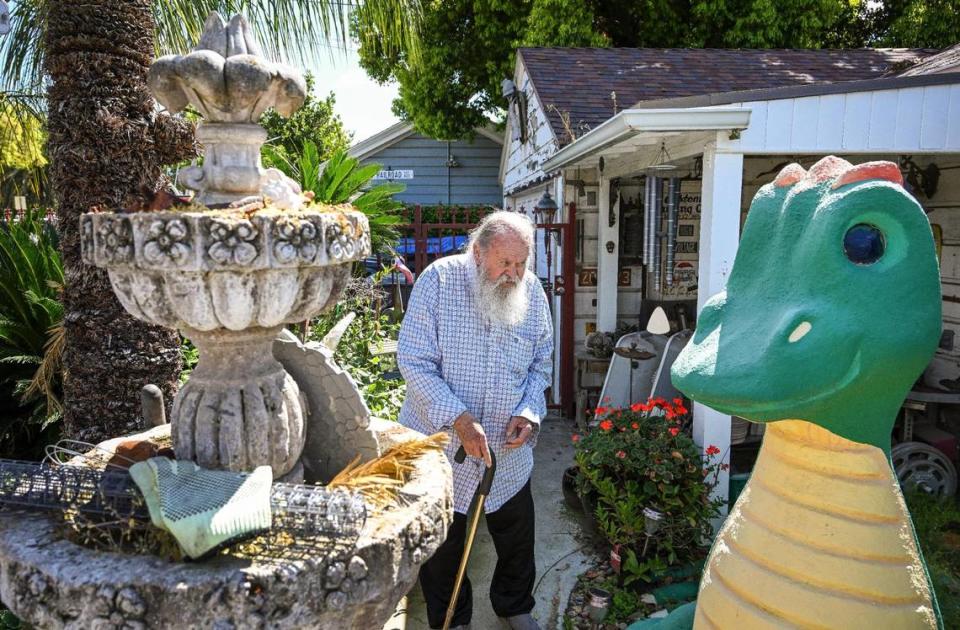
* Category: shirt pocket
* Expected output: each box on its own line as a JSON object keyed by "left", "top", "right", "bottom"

{"left": 500, "top": 333, "right": 534, "bottom": 388}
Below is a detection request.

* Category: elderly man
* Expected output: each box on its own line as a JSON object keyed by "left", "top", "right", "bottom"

{"left": 398, "top": 211, "right": 553, "bottom": 630}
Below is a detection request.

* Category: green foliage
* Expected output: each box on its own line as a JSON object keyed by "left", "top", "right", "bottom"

{"left": 354, "top": 0, "right": 960, "bottom": 140}
{"left": 309, "top": 273, "right": 405, "bottom": 420}
{"left": 260, "top": 74, "right": 351, "bottom": 167}
{"left": 874, "top": 0, "right": 960, "bottom": 48}
{"left": 0, "top": 94, "right": 50, "bottom": 208}
{"left": 905, "top": 491, "right": 960, "bottom": 625}
{"left": 610, "top": 586, "right": 642, "bottom": 622}
{"left": 574, "top": 398, "right": 722, "bottom": 585}
{"left": 354, "top": 0, "right": 533, "bottom": 140}
{"left": 524, "top": 0, "right": 609, "bottom": 47}
{"left": 179, "top": 337, "right": 199, "bottom": 384}
{"left": 0, "top": 100, "right": 45, "bottom": 171}
{"left": 314, "top": 149, "right": 405, "bottom": 254}
{"left": 264, "top": 144, "right": 406, "bottom": 253}
{"left": 689, "top": 0, "right": 848, "bottom": 48}
{"left": 0, "top": 606, "right": 20, "bottom": 629}
{"left": 0, "top": 208, "right": 64, "bottom": 459}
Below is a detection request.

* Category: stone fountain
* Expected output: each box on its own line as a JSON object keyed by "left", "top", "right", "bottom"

{"left": 0, "top": 13, "right": 452, "bottom": 629}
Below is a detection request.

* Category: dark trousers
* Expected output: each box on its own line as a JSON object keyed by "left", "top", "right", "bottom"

{"left": 419, "top": 480, "right": 536, "bottom": 628}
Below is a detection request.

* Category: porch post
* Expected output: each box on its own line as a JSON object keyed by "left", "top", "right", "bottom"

{"left": 596, "top": 173, "right": 618, "bottom": 331}
{"left": 694, "top": 143, "right": 743, "bottom": 516}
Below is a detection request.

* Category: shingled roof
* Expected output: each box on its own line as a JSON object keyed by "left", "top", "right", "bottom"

{"left": 519, "top": 47, "right": 936, "bottom": 144}
{"left": 897, "top": 43, "right": 960, "bottom": 76}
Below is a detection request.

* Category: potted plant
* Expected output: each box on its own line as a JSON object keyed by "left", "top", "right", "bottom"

{"left": 573, "top": 397, "right": 725, "bottom": 586}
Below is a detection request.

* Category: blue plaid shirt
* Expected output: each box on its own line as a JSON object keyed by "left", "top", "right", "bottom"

{"left": 398, "top": 254, "right": 553, "bottom": 514}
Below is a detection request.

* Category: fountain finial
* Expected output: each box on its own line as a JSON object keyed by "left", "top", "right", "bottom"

{"left": 149, "top": 12, "right": 306, "bottom": 123}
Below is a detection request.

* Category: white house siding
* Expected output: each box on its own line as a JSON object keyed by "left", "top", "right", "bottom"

{"left": 723, "top": 83, "right": 960, "bottom": 155}
{"left": 501, "top": 57, "right": 561, "bottom": 196}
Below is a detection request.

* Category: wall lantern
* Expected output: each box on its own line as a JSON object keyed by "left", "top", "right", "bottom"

{"left": 533, "top": 189, "right": 558, "bottom": 224}
{"left": 900, "top": 155, "right": 940, "bottom": 199}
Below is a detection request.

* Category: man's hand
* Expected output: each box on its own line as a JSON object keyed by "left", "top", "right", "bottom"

{"left": 505, "top": 416, "right": 534, "bottom": 449}
{"left": 453, "top": 411, "right": 492, "bottom": 467}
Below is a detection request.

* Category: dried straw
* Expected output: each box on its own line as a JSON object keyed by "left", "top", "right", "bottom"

{"left": 328, "top": 432, "right": 449, "bottom": 511}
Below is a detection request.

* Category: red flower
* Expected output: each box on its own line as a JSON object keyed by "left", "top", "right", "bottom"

{"left": 706, "top": 445, "right": 721, "bottom": 456}
{"left": 616, "top": 450, "right": 626, "bottom": 459}
{"left": 599, "top": 420, "right": 613, "bottom": 432}
{"left": 673, "top": 397, "right": 684, "bottom": 406}
{"left": 631, "top": 422, "right": 639, "bottom": 430}
{"left": 675, "top": 405, "right": 689, "bottom": 415}
{"left": 572, "top": 434, "right": 581, "bottom": 443}
{"left": 594, "top": 406, "right": 608, "bottom": 416}
{"left": 669, "top": 427, "right": 679, "bottom": 437}
{"left": 630, "top": 402, "right": 643, "bottom": 412}
{"left": 665, "top": 409, "right": 676, "bottom": 420}
{"left": 653, "top": 397, "right": 667, "bottom": 406}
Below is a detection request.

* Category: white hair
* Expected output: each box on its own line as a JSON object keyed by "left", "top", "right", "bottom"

{"left": 466, "top": 210, "right": 535, "bottom": 264}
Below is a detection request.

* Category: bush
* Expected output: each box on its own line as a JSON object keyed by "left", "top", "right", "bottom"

{"left": 904, "top": 491, "right": 960, "bottom": 625}
{"left": 309, "top": 272, "right": 405, "bottom": 420}
{"left": 574, "top": 397, "right": 723, "bottom": 585}
{"left": 0, "top": 208, "right": 64, "bottom": 459}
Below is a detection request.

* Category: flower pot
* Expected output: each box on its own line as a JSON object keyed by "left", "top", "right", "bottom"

{"left": 562, "top": 466, "right": 583, "bottom": 512}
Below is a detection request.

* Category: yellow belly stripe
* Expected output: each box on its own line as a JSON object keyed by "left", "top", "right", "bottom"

{"left": 693, "top": 420, "right": 936, "bottom": 629}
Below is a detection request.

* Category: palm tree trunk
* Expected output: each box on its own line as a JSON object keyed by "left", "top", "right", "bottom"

{"left": 44, "top": 0, "right": 196, "bottom": 443}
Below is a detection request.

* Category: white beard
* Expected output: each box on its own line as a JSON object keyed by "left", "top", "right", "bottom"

{"left": 475, "top": 265, "right": 530, "bottom": 327}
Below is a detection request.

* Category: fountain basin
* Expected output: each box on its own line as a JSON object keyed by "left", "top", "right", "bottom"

{"left": 80, "top": 208, "right": 367, "bottom": 331}
{"left": 0, "top": 420, "right": 452, "bottom": 629}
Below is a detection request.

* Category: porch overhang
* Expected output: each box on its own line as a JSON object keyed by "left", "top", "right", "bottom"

{"left": 541, "top": 107, "right": 752, "bottom": 172}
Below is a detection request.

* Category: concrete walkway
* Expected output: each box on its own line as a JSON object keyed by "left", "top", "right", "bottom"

{"left": 384, "top": 415, "right": 597, "bottom": 630}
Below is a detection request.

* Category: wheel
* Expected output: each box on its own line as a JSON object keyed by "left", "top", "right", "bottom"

{"left": 892, "top": 441, "right": 958, "bottom": 497}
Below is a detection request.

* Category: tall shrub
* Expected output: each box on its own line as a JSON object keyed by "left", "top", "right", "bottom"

{"left": 0, "top": 208, "right": 64, "bottom": 458}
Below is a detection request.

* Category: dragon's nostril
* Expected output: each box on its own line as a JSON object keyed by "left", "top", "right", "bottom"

{"left": 788, "top": 321, "right": 812, "bottom": 343}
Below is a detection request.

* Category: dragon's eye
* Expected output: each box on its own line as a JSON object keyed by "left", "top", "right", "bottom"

{"left": 843, "top": 224, "right": 885, "bottom": 265}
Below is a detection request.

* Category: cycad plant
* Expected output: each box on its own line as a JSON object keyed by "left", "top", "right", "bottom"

{"left": 263, "top": 142, "right": 405, "bottom": 253}
{"left": 0, "top": 208, "right": 64, "bottom": 458}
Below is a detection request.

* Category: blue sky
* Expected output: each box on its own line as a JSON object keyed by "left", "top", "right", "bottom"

{"left": 305, "top": 47, "right": 400, "bottom": 144}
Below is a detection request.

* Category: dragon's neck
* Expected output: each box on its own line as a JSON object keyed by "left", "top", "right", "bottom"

{"left": 694, "top": 420, "right": 937, "bottom": 629}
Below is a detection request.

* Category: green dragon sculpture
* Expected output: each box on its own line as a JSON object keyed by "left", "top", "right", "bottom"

{"left": 646, "top": 156, "right": 943, "bottom": 628}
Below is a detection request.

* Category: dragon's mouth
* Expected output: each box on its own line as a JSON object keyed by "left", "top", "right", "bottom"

{"left": 689, "top": 348, "right": 863, "bottom": 421}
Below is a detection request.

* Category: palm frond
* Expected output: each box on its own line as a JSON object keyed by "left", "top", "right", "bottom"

{"left": 23, "top": 317, "right": 64, "bottom": 416}
{"left": 0, "top": 0, "right": 47, "bottom": 92}
{"left": 155, "top": 1, "right": 422, "bottom": 70}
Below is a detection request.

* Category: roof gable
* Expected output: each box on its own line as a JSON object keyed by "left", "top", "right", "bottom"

{"left": 519, "top": 47, "right": 936, "bottom": 144}
{"left": 349, "top": 122, "right": 503, "bottom": 161}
